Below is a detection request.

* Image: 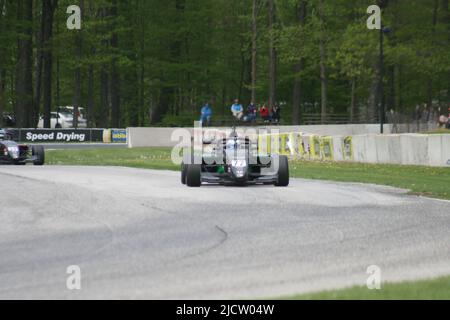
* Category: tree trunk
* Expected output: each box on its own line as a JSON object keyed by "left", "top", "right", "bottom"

{"left": 150, "top": 0, "right": 185, "bottom": 124}
{"left": 33, "top": 5, "right": 43, "bottom": 128}
{"left": 388, "top": 66, "right": 395, "bottom": 112}
{"left": 0, "top": 70, "right": 5, "bottom": 125}
{"left": 15, "top": 0, "right": 33, "bottom": 128}
{"left": 110, "top": 0, "right": 120, "bottom": 128}
{"left": 440, "top": 0, "right": 450, "bottom": 105}
{"left": 268, "top": 0, "right": 276, "bottom": 110}
{"left": 367, "top": 60, "right": 379, "bottom": 123}
{"left": 427, "top": 0, "right": 439, "bottom": 115}
{"left": 0, "top": 1, "right": 5, "bottom": 125}
{"left": 100, "top": 67, "right": 109, "bottom": 128}
{"left": 251, "top": 0, "right": 257, "bottom": 104}
{"left": 99, "top": 5, "right": 110, "bottom": 128}
{"left": 350, "top": 78, "right": 356, "bottom": 123}
{"left": 86, "top": 0, "right": 95, "bottom": 128}
{"left": 56, "top": 20, "right": 60, "bottom": 109}
{"left": 73, "top": 0, "right": 84, "bottom": 129}
{"left": 318, "top": 0, "right": 327, "bottom": 124}
{"left": 292, "top": 0, "right": 306, "bottom": 125}
{"left": 87, "top": 64, "right": 94, "bottom": 127}
{"left": 138, "top": 58, "right": 145, "bottom": 126}
{"left": 42, "top": 0, "right": 58, "bottom": 128}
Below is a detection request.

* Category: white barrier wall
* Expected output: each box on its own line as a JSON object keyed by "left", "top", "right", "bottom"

{"left": 127, "top": 124, "right": 394, "bottom": 148}
{"left": 127, "top": 126, "right": 450, "bottom": 167}
{"left": 345, "top": 134, "right": 450, "bottom": 167}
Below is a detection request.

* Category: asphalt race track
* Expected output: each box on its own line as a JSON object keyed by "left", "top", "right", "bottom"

{"left": 0, "top": 166, "right": 449, "bottom": 299}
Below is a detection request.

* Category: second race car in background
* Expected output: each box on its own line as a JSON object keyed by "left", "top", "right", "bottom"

{"left": 0, "top": 129, "right": 45, "bottom": 165}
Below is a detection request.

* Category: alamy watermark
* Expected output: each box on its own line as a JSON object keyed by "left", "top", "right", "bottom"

{"left": 366, "top": 265, "right": 382, "bottom": 290}
{"left": 367, "top": 5, "right": 382, "bottom": 30}
{"left": 67, "top": 5, "right": 81, "bottom": 30}
{"left": 66, "top": 265, "right": 82, "bottom": 290}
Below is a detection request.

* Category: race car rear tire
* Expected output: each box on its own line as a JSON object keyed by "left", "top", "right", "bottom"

{"left": 181, "top": 162, "right": 187, "bottom": 185}
{"left": 186, "top": 164, "right": 201, "bottom": 187}
{"left": 32, "top": 145, "right": 45, "bottom": 166}
{"left": 275, "top": 155, "right": 289, "bottom": 187}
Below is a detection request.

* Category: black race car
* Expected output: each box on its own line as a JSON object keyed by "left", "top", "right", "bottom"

{"left": 0, "top": 129, "right": 45, "bottom": 165}
{"left": 181, "top": 130, "right": 289, "bottom": 187}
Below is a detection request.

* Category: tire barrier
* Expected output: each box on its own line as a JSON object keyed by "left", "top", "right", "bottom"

{"left": 257, "top": 132, "right": 450, "bottom": 167}
{"left": 258, "top": 132, "right": 344, "bottom": 162}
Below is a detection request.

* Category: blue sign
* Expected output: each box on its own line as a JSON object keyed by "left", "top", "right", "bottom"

{"left": 111, "top": 129, "right": 127, "bottom": 143}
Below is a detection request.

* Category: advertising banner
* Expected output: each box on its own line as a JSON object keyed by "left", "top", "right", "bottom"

{"left": 111, "top": 129, "right": 127, "bottom": 143}
{"left": 321, "top": 137, "right": 334, "bottom": 161}
{"left": 343, "top": 136, "right": 354, "bottom": 160}
{"left": 9, "top": 129, "right": 105, "bottom": 143}
{"left": 309, "top": 135, "right": 321, "bottom": 160}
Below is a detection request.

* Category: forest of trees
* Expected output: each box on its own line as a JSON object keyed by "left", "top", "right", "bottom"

{"left": 0, "top": 0, "right": 449, "bottom": 128}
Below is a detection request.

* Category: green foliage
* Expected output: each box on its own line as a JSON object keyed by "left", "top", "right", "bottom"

{"left": 0, "top": 0, "right": 449, "bottom": 126}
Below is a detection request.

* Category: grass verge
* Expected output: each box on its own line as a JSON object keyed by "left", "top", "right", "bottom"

{"left": 422, "top": 128, "right": 450, "bottom": 135}
{"left": 47, "top": 147, "right": 450, "bottom": 200}
{"left": 284, "top": 276, "right": 450, "bottom": 300}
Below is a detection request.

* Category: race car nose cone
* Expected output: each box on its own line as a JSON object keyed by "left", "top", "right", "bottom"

{"left": 234, "top": 168, "right": 245, "bottom": 178}
{"left": 8, "top": 146, "right": 19, "bottom": 159}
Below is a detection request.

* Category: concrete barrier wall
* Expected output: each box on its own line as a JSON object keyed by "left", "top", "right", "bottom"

{"left": 336, "top": 133, "right": 449, "bottom": 167}
{"left": 127, "top": 124, "right": 394, "bottom": 148}
{"left": 127, "top": 126, "right": 450, "bottom": 167}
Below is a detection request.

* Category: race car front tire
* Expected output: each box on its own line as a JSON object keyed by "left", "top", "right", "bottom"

{"left": 275, "top": 155, "right": 289, "bottom": 187}
{"left": 32, "top": 145, "right": 45, "bottom": 166}
{"left": 186, "top": 164, "right": 201, "bottom": 187}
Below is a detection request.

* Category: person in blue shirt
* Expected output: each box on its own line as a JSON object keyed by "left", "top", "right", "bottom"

{"left": 200, "top": 103, "right": 212, "bottom": 126}
{"left": 231, "top": 99, "right": 244, "bottom": 121}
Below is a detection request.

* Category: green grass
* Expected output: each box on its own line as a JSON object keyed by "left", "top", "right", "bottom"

{"left": 284, "top": 276, "right": 450, "bottom": 300}
{"left": 422, "top": 128, "right": 450, "bottom": 135}
{"left": 47, "top": 147, "right": 179, "bottom": 171}
{"left": 290, "top": 161, "right": 450, "bottom": 200}
{"left": 47, "top": 147, "right": 450, "bottom": 200}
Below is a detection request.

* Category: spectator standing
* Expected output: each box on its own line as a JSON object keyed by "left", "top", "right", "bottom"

{"left": 200, "top": 103, "right": 212, "bottom": 126}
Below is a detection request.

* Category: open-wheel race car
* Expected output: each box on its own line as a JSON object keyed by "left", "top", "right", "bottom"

{"left": 0, "top": 129, "right": 45, "bottom": 166}
{"left": 181, "top": 129, "right": 289, "bottom": 187}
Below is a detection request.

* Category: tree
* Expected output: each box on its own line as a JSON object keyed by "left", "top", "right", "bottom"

{"left": 42, "top": 0, "right": 58, "bottom": 128}
{"left": 110, "top": 0, "right": 120, "bottom": 128}
{"left": 15, "top": 0, "right": 33, "bottom": 128}
{"left": 268, "top": 0, "right": 277, "bottom": 110}
{"left": 251, "top": 0, "right": 258, "bottom": 104}
{"left": 0, "top": 0, "right": 6, "bottom": 124}
{"left": 318, "top": 0, "right": 328, "bottom": 124}
{"left": 292, "top": 0, "right": 307, "bottom": 125}
{"left": 73, "top": 0, "right": 83, "bottom": 129}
